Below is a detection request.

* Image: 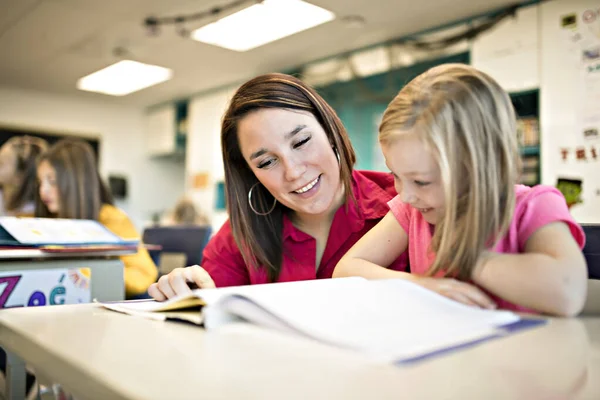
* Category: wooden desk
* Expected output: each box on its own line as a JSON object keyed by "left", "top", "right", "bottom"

{"left": 0, "top": 303, "right": 598, "bottom": 400}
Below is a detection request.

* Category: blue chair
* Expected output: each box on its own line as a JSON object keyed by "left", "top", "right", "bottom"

{"left": 582, "top": 224, "right": 600, "bottom": 315}
{"left": 142, "top": 225, "right": 212, "bottom": 277}
{"left": 582, "top": 224, "right": 600, "bottom": 280}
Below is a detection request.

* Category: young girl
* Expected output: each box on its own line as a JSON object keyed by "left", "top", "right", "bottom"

{"left": 333, "top": 64, "right": 587, "bottom": 317}
{"left": 36, "top": 139, "right": 158, "bottom": 299}
{"left": 0, "top": 135, "right": 48, "bottom": 216}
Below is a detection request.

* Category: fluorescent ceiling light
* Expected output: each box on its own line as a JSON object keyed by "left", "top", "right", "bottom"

{"left": 191, "top": 0, "right": 335, "bottom": 52}
{"left": 76, "top": 60, "right": 173, "bottom": 96}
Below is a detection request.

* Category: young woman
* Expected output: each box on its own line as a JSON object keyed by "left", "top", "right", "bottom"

{"left": 36, "top": 139, "right": 158, "bottom": 298}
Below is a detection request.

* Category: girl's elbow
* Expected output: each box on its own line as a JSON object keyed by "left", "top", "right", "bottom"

{"left": 549, "top": 273, "right": 587, "bottom": 317}
{"left": 549, "top": 295, "right": 585, "bottom": 317}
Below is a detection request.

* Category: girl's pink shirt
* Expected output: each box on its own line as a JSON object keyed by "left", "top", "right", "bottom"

{"left": 388, "top": 185, "right": 586, "bottom": 312}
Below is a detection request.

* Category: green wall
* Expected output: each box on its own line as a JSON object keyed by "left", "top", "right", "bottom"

{"left": 316, "top": 52, "right": 470, "bottom": 170}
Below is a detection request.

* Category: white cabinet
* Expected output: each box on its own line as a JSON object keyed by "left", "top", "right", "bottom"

{"left": 471, "top": 5, "right": 539, "bottom": 92}
{"left": 145, "top": 105, "right": 176, "bottom": 156}
{"left": 145, "top": 101, "right": 188, "bottom": 157}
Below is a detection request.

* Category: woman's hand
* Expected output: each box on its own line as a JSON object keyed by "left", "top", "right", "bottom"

{"left": 148, "top": 265, "right": 216, "bottom": 301}
{"left": 413, "top": 276, "right": 497, "bottom": 309}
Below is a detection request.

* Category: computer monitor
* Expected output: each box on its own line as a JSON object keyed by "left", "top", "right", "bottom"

{"left": 142, "top": 225, "right": 211, "bottom": 267}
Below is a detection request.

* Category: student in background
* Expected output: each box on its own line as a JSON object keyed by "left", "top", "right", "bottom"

{"left": 0, "top": 135, "right": 48, "bottom": 216}
{"left": 163, "top": 196, "right": 210, "bottom": 226}
{"left": 152, "top": 196, "right": 212, "bottom": 269}
{"left": 35, "top": 139, "right": 158, "bottom": 299}
{"left": 148, "top": 73, "right": 408, "bottom": 300}
{"left": 334, "top": 64, "right": 587, "bottom": 317}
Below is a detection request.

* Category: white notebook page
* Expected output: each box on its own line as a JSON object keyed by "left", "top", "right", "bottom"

{"left": 206, "top": 278, "right": 519, "bottom": 361}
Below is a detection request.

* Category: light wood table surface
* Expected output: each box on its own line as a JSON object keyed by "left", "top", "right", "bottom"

{"left": 0, "top": 302, "right": 598, "bottom": 400}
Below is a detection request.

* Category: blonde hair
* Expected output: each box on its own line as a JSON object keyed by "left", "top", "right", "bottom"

{"left": 379, "top": 64, "right": 521, "bottom": 280}
{"left": 172, "top": 197, "right": 209, "bottom": 225}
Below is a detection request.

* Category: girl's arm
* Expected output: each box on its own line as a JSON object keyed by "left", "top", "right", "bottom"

{"left": 472, "top": 222, "right": 588, "bottom": 317}
{"left": 333, "top": 212, "right": 411, "bottom": 279}
{"left": 334, "top": 211, "right": 497, "bottom": 308}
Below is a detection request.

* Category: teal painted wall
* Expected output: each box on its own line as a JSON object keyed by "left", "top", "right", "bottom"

{"left": 316, "top": 52, "right": 470, "bottom": 171}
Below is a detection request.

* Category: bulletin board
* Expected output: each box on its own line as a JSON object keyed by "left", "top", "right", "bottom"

{"left": 540, "top": 0, "right": 600, "bottom": 223}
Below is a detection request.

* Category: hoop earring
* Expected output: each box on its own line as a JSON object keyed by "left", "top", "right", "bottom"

{"left": 248, "top": 182, "right": 277, "bottom": 216}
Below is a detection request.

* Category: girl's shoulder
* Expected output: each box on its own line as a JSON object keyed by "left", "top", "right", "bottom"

{"left": 510, "top": 184, "right": 585, "bottom": 250}
{"left": 513, "top": 184, "right": 571, "bottom": 216}
{"left": 514, "top": 183, "right": 562, "bottom": 201}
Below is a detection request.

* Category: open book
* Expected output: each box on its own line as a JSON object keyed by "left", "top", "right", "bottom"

{"left": 0, "top": 216, "right": 139, "bottom": 248}
{"left": 102, "top": 277, "right": 544, "bottom": 363}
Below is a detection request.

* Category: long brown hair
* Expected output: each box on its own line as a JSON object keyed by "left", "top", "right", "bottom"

{"left": 1, "top": 135, "right": 48, "bottom": 212}
{"left": 35, "top": 139, "right": 114, "bottom": 220}
{"left": 222, "top": 73, "right": 356, "bottom": 282}
{"left": 379, "top": 64, "right": 520, "bottom": 280}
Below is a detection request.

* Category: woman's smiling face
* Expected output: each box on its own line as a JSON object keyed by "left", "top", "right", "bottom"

{"left": 237, "top": 108, "right": 341, "bottom": 218}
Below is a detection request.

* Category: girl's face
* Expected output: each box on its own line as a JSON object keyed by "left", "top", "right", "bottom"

{"left": 237, "top": 108, "right": 342, "bottom": 219}
{"left": 0, "top": 143, "right": 19, "bottom": 185}
{"left": 37, "top": 160, "right": 60, "bottom": 213}
{"left": 382, "top": 134, "right": 445, "bottom": 225}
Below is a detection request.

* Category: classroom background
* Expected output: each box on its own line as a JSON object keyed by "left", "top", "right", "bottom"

{"left": 2, "top": 1, "right": 600, "bottom": 399}
{"left": 1, "top": 0, "right": 598, "bottom": 235}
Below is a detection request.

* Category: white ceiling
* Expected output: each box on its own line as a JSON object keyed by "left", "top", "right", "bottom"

{"left": 0, "top": 0, "right": 523, "bottom": 107}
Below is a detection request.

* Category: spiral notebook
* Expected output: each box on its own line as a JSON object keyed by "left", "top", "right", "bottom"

{"left": 102, "top": 277, "right": 545, "bottom": 363}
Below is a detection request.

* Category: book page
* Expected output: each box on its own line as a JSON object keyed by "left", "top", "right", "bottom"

{"left": 103, "top": 297, "right": 205, "bottom": 313}
{"left": 101, "top": 302, "right": 203, "bottom": 325}
{"left": 101, "top": 283, "right": 263, "bottom": 313}
{"left": 101, "top": 278, "right": 524, "bottom": 362}
{"left": 205, "top": 278, "right": 520, "bottom": 361}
